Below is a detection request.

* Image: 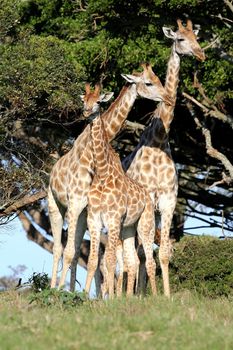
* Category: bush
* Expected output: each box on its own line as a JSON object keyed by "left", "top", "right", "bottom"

{"left": 26, "top": 272, "right": 86, "bottom": 308}
{"left": 0, "top": 35, "right": 86, "bottom": 118}
{"left": 166, "top": 236, "right": 233, "bottom": 298}
{"left": 28, "top": 288, "right": 86, "bottom": 308}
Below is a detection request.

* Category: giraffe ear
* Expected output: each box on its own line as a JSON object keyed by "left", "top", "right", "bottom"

{"left": 121, "top": 73, "right": 141, "bottom": 83}
{"left": 80, "top": 94, "right": 85, "bottom": 101}
{"left": 100, "top": 92, "right": 114, "bottom": 103}
{"left": 162, "top": 27, "right": 177, "bottom": 40}
{"left": 193, "top": 29, "right": 199, "bottom": 36}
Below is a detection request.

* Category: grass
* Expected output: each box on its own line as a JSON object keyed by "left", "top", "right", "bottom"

{"left": 0, "top": 290, "right": 233, "bottom": 350}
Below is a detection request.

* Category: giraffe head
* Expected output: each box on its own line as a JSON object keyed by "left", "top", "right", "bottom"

{"left": 163, "top": 19, "right": 205, "bottom": 61}
{"left": 80, "top": 83, "right": 114, "bottom": 118}
{"left": 121, "top": 63, "right": 173, "bottom": 105}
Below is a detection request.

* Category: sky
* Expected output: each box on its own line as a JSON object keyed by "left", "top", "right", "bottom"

{"left": 0, "top": 215, "right": 93, "bottom": 294}
{"left": 0, "top": 212, "right": 231, "bottom": 294}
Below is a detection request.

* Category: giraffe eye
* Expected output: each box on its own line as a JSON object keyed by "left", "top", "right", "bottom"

{"left": 145, "top": 82, "right": 153, "bottom": 86}
{"left": 177, "top": 38, "right": 185, "bottom": 42}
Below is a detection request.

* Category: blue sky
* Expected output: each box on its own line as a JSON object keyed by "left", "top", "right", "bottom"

{"left": 0, "top": 216, "right": 89, "bottom": 292}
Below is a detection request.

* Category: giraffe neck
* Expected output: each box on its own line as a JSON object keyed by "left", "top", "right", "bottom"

{"left": 122, "top": 46, "right": 180, "bottom": 171}
{"left": 132, "top": 45, "right": 180, "bottom": 148}
{"left": 91, "top": 116, "right": 110, "bottom": 181}
{"left": 101, "top": 84, "right": 138, "bottom": 141}
{"left": 155, "top": 44, "right": 180, "bottom": 132}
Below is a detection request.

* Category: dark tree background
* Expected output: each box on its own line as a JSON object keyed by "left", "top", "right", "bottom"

{"left": 0, "top": 0, "right": 232, "bottom": 258}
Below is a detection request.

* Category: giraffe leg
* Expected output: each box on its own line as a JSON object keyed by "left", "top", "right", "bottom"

{"left": 48, "top": 187, "right": 65, "bottom": 289}
{"left": 100, "top": 252, "right": 108, "bottom": 298}
{"left": 105, "top": 224, "right": 120, "bottom": 299}
{"left": 137, "top": 243, "right": 147, "bottom": 295}
{"left": 137, "top": 208, "right": 157, "bottom": 296}
{"left": 123, "top": 236, "right": 139, "bottom": 297}
{"left": 59, "top": 200, "right": 86, "bottom": 289}
{"left": 85, "top": 212, "right": 102, "bottom": 295}
{"left": 116, "top": 239, "right": 124, "bottom": 297}
{"left": 159, "top": 196, "right": 176, "bottom": 298}
{"left": 94, "top": 264, "right": 102, "bottom": 298}
{"left": 70, "top": 208, "right": 87, "bottom": 291}
{"left": 121, "top": 225, "right": 137, "bottom": 294}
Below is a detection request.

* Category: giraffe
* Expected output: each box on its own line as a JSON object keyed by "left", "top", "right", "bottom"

{"left": 48, "top": 63, "right": 173, "bottom": 290}
{"left": 48, "top": 81, "right": 113, "bottom": 291}
{"left": 85, "top": 112, "right": 157, "bottom": 299}
{"left": 72, "top": 81, "right": 113, "bottom": 293}
{"left": 122, "top": 19, "right": 205, "bottom": 298}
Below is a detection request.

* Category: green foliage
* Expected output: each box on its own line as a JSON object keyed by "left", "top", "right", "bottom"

{"left": 0, "top": 0, "right": 21, "bottom": 41}
{"left": 1, "top": 0, "right": 232, "bottom": 114}
{"left": 168, "top": 236, "right": 233, "bottom": 297}
{"left": 29, "top": 288, "right": 86, "bottom": 308}
{"left": 27, "top": 272, "right": 50, "bottom": 292}
{"left": 0, "top": 34, "right": 86, "bottom": 118}
{"left": 25, "top": 272, "right": 85, "bottom": 308}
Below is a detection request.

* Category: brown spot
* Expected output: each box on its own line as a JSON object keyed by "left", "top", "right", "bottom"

{"left": 60, "top": 169, "right": 67, "bottom": 182}
{"left": 124, "top": 102, "right": 129, "bottom": 109}
{"left": 54, "top": 178, "right": 63, "bottom": 192}
{"left": 80, "top": 156, "right": 90, "bottom": 167}
{"left": 89, "top": 195, "right": 100, "bottom": 206}
{"left": 131, "top": 197, "right": 138, "bottom": 205}
{"left": 107, "top": 194, "right": 115, "bottom": 204}
{"left": 121, "top": 107, "right": 128, "bottom": 115}
{"left": 154, "top": 155, "right": 162, "bottom": 165}
{"left": 110, "top": 119, "right": 121, "bottom": 133}
{"left": 142, "top": 163, "right": 151, "bottom": 173}
{"left": 149, "top": 175, "right": 157, "bottom": 183}
{"left": 94, "top": 145, "right": 104, "bottom": 154}
{"left": 166, "top": 168, "right": 175, "bottom": 179}
{"left": 112, "top": 189, "right": 121, "bottom": 197}
{"left": 79, "top": 166, "right": 88, "bottom": 177}
{"left": 62, "top": 157, "right": 68, "bottom": 167}
{"left": 70, "top": 162, "right": 77, "bottom": 173}
{"left": 169, "top": 76, "right": 175, "bottom": 84}
{"left": 106, "top": 180, "right": 114, "bottom": 189}
{"left": 159, "top": 165, "right": 168, "bottom": 173}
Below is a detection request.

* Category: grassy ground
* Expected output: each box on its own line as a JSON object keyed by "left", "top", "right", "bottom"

{"left": 0, "top": 290, "right": 233, "bottom": 350}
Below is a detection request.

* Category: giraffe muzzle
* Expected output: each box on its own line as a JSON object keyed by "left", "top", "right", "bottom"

{"left": 196, "top": 50, "right": 206, "bottom": 62}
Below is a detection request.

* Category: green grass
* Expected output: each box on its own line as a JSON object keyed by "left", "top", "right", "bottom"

{"left": 0, "top": 290, "right": 233, "bottom": 350}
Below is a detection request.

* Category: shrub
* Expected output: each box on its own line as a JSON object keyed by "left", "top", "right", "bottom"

{"left": 28, "top": 288, "right": 86, "bottom": 308}
{"left": 166, "top": 236, "right": 233, "bottom": 298}
{"left": 26, "top": 272, "right": 86, "bottom": 308}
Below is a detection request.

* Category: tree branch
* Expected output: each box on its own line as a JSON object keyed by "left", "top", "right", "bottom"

{"left": 0, "top": 190, "right": 47, "bottom": 216}
{"left": 224, "top": 0, "right": 233, "bottom": 13}
{"left": 193, "top": 116, "right": 233, "bottom": 182}
{"left": 183, "top": 92, "right": 233, "bottom": 128}
{"left": 124, "top": 120, "right": 145, "bottom": 131}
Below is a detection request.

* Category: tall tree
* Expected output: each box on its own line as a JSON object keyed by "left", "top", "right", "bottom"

{"left": 0, "top": 0, "right": 232, "bottom": 251}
